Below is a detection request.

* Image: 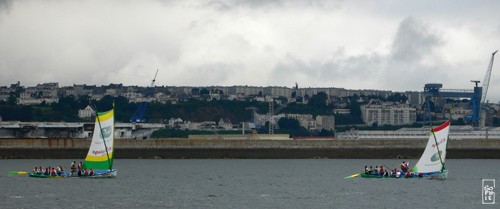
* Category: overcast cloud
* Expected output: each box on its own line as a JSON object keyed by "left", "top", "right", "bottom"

{"left": 1, "top": 0, "right": 500, "bottom": 101}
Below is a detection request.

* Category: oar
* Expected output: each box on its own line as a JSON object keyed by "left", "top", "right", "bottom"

{"left": 8, "top": 171, "right": 28, "bottom": 175}
{"left": 344, "top": 173, "right": 361, "bottom": 179}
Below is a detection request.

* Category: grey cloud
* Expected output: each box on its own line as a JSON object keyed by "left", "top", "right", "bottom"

{"left": 390, "top": 17, "right": 442, "bottom": 63}
{"left": 0, "top": 0, "right": 12, "bottom": 12}
{"left": 182, "top": 62, "right": 239, "bottom": 85}
{"left": 383, "top": 17, "right": 449, "bottom": 90}
{"left": 271, "top": 17, "right": 449, "bottom": 92}
{"left": 272, "top": 52, "right": 382, "bottom": 87}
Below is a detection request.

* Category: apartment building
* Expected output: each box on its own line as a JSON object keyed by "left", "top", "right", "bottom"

{"left": 361, "top": 101, "right": 417, "bottom": 126}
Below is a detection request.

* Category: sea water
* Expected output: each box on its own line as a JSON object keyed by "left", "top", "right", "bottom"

{"left": 1, "top": 159, "right": 499, "bottom": 208}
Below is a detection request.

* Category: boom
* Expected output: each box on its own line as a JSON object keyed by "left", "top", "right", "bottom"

{"left": 481, "top": 50, "right": 498, "bottom": 104}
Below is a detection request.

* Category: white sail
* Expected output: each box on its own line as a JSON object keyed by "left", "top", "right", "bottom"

{"left": 83, "top": 109, "right": 114, "bottom": 170}
{"left": 412, "top": 120, "right": 450, "bottom": 173}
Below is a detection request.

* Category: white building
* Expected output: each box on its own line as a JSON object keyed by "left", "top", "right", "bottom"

{"left": 361, "top": 101, "right": 417, "bottom": 126}
{"left": 227, "top": 86, "right": 264, "bottom": 96}
{"left": 78, "top": 105, "right": 95, "bottom": 119}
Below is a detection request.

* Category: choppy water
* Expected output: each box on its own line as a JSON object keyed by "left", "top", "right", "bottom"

{"left": 1, "top": 159, "right": 499, "bottom": 208}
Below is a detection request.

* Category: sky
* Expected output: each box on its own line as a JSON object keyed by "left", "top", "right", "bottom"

{"left": 1, "top": 0, "right": 500, "bottom": 101}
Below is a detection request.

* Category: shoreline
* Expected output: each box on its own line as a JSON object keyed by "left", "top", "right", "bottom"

{"left": 1, "top": 148, "right": 500, "bottom": 159}
{"left": 1, "top": 138, "right": 500, "bottom": 159}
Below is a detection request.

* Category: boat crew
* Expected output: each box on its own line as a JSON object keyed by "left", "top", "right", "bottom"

{"left": 89, "top": 169, "right": 94, "bottom": 176}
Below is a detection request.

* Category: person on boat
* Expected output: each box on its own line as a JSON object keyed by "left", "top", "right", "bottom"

{"left": 368, "top": 166, "right": 373, "bottom": 174}
{"left": 77, "top": 169, "right": 82, "bottom": 176}
{"left": 364, "top": 166, "right": 369, "bottom": 174}
{"left": 50, "top": 168, "right": 57, "bottom": 176}
{"left": 379, "top": 166, "right": 385, "bottom": 176}
{"left": 89, "top": 169, "right": 94, "bottom": 176}
{"left": 401, "top": 161, "right": 408, "bottom": 173}
{"left": 84, "top": 169, "right": 89, "bottom": 176}
{"left": 373, "top": 166, "right": 379, "bottom": 175}
{"left": 405, "top": 171, "right": 414, "bottom": 178}
{"left": 56, "top": 166, "right": 63, "bottom": 176}
{"left": 395, "top": 170, "right": 401, "bottom": 178}
{"left": 43, "top": 167, "right": 49, "bottom": 175}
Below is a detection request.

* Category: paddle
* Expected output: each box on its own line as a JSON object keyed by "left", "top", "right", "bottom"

{"left": 8, "top": 171, "right": 28, "bottom": 175}
{"left": 344, "top": 173, "right": 361, "bottom": 179}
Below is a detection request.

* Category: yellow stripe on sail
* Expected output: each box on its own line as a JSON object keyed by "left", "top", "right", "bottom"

{"left": 85, "top": 153, "right": 114, "bottom": 161}
{"left": 96, "top": 109, "right": 114, "bottom": 122}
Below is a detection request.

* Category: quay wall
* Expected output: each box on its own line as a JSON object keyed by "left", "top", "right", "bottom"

{"left": 1, "top": 138, "right": 500, "bottom": 159}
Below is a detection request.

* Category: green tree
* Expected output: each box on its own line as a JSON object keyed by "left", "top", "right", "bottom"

{"left": 277, "top": 117, "right": 301, "bottom": 129}
{"left": 200, "top": 88, "right": 210, "bottom": 95}
{"left": 8, "top": 92, "right": 16, "bottom": 105}
{"left": 308, "top": 92, "right": 328, "bottom": 109}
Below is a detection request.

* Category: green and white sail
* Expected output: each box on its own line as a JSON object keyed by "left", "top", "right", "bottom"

{"left": 83, "top": 108, "right": 114, "bottom": 170}
{"left": 412, "top": 120, "right": 450, "bottom": 173}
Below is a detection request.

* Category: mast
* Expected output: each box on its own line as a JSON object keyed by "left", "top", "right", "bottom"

{"left": 426, "top": 97, "right": 446, "bottom": 172}
{"left": 430, "top": 130, "right": 445, "bottom": 171}
{"left": 94, "top": 104, "right": 113, "bottom": 171}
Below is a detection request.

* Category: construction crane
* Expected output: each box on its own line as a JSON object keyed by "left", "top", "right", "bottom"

{"left": 477, "top": 50, "right": 498, "bottom": 127}
{"left": 481, "top": 50, "right": 498, "bottom": 104}
{"left": 130, "top": 69, "right": 159, "bottom": 123}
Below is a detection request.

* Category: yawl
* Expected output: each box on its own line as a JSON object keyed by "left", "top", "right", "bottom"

{"left": 346, "top": 120, "right": 450, "bottom": 179}
{"left": 29, "top": 106, "right": 117, "bottom": 178}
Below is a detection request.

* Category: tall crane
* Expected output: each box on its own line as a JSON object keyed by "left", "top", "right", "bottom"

{"left": 481, "top": 50, "right": 498, "bottom": 104}
{"left": 130, "top": 69, "right": 159, "bottom": 123}
{"left": 476, "top": 50, "right": 497, "bottom": 127}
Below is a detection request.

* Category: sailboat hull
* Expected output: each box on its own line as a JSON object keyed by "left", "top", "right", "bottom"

{"left": 353, "top": 120, "right": 451, "bottom": 180}
{"left": 28, "top": 169, "right": 118, "bottom": 178}
{"left": 360, "top": 170, "right": 448, "bottom": 179}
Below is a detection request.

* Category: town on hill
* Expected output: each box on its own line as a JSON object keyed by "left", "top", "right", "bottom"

{"left": 1, "top": 82, "right": 500, "bottom": 138}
